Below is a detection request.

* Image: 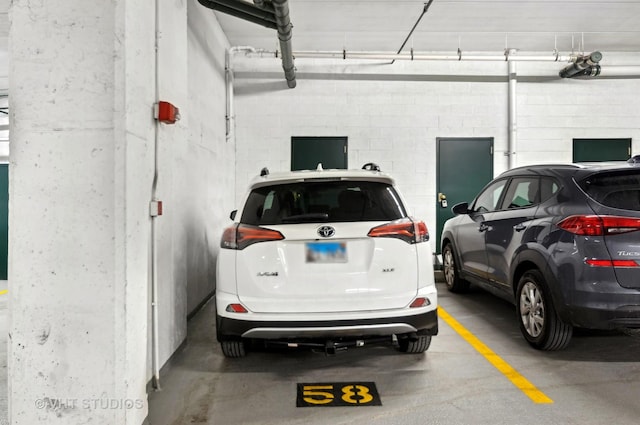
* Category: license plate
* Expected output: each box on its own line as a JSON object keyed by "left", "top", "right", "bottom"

{"left": 306, "top": 242, "right": 347, "bottom": 263}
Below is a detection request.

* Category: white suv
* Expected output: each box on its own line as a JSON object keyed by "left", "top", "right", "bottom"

{"left": 216, "top": 164, "right": 438, "bottom": 357}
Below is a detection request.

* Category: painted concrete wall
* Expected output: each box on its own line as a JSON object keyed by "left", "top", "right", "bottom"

{"left": 9, "top": 0, "right": 154, "bottom": 423}
{"left": 8, "top": 0, "right": 230, "bottom": 423}
{"left": 231, "top": 53, "right": 640, "bottom": 253}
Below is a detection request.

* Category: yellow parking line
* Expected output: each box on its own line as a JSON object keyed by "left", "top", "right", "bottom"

{"left": 438, "top": 306, "right": 553, "bottom": 404}
{"left": 0, "top": 289, "right": 7, "bottom": 295}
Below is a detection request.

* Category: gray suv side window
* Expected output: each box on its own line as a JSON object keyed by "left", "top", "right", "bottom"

{"left": 502, "top": 177, "right": 540, "bottom": 209}
{"left": 473, "top": 179, "right": 507, "bottom": 213}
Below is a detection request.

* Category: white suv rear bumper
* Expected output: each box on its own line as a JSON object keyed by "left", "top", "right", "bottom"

{"left": 215, "top": 286, "right": 438, "bottom": 341}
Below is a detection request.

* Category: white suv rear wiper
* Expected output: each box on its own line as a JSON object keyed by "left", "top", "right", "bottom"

{"left": 281, "top": 213, "right": 329, "bottom": 223}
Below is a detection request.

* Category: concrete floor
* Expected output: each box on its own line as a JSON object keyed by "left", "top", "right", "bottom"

{"left": 147, "top": 279, "right": 640, "bottom": 425}
{"left": 2, "top": 276, "right": 639, "bottom": 425}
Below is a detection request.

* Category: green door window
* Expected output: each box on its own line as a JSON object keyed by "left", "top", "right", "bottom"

{"left": 291, "top": 137, "right": 347, "bottom": 171}
{"left": 573, "top": 138, "right": 631, "bottom": 163}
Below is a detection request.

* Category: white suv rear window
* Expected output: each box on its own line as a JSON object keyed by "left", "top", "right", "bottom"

{"left": 241, "top": 181, "right": 407, "bottom": 225}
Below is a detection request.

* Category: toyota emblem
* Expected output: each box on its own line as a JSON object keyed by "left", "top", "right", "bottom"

{"left": 317, "top": 225, "right": 335, "bottom": 238}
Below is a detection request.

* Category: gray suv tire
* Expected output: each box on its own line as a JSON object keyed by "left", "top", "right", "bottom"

{"left": 516, "top": 270, "right": 572, "bottom": 351}
{"left": 442, "top": 243, "right": 470, "bottom": 293}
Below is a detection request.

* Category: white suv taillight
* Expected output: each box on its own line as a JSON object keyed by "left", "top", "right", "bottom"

{"left": 367, "top": 218, "right": 429, "bottom": 244}
{"left": 220, "top": 224, "right": 284, "bottom": 250}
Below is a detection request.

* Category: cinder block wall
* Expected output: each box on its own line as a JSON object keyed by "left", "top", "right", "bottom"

{"left": 517, "top": 61, "right": 640, "bottom": 165}
{"left": 231, "top": 54, "right": 640, "bottom": 253}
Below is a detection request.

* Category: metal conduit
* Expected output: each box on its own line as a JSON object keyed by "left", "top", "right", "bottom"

{"left": 391, "top": 0, "right": 435, "bottom": 64}
{"left": 151, "top": 0, "right": 161, "bottom": 391}
{"left": 508, "top": 51, "right": 518, "bottom": 169}
{"left": 225, "top": 46, "right": 257, "bottom": 141}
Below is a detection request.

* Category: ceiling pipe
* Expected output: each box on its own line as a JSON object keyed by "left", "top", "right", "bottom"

{"left": 258, "top": 49, "right": 573, "bottom": 62}
{"left": 597, "top": 66, "right": 640, "bottom": 77}
{"left": 197, "top": 0, "right": 277, "bottom": 29}
{"left": 246, "top": 49, "right": 640, "bottom": 78}
{"left": 268, "top": 0, "right": 296, "bottom": 88}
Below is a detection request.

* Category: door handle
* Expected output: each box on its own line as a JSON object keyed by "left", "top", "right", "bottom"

{"left": 479, "top": 223, "right": 489, "bottom": 232}
{"left": 514, "top": 224, "right": 526, "bottom": 232}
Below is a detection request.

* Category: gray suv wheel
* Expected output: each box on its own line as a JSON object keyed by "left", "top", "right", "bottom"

{"left": 516, "top": 270, "right": 572, "bottom": 351}
{"left": 442, "top": 244, "right": 469, "bottom": 293}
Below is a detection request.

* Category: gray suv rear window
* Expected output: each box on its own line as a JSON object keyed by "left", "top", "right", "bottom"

{"left": 241, "top": 181, "right": 407, "bottom": 225}
{"left": 579, "top": 170, "right": 640, "bottom": 210}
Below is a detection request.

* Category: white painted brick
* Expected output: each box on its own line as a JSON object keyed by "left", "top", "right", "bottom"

{"left": 233, "top": 57, "right": 640, "bottom": 258}
{"left": 438, "top": 115, "right": 465, "bottom": 128}
{"left": 518, "top": 138, "right": 571, "bottom": 152}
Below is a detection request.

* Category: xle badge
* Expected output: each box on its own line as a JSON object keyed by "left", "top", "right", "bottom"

{"left": 296, "top": 382, "right": 382, "bottom": 407}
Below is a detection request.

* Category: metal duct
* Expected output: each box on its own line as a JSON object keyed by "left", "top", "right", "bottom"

{"left": 198, "top": 0, "right": 296, "bottom": 88}
{"left": 197, "top": 0, "right": 277, "bottom": 29}
{"left": 268, "top": 0, "right": 296, "bottom": 88}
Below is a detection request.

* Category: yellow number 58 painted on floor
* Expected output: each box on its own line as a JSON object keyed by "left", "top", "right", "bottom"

{"left": 297, "top": 382, "right": 382, "bottom": 407}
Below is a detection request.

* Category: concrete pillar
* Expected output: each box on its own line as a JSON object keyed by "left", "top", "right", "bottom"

{"left": 7, "top": 0, "right": 180, "bottom": 423}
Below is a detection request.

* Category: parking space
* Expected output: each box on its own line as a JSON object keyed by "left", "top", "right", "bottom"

{"left": 147, "top": 280, "right": 640, "bottom": 425}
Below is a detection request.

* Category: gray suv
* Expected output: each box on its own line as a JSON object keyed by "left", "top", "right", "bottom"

{"left": 441, "top": 160, "right": 640, "bottom": 350}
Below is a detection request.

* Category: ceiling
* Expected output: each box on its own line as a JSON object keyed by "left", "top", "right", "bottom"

{"left": 212, "top": 0, "right": 640, "bottom": 56}
{"left": 1, "top": 1, "right": 640, "bottom": 61}
{"left": 1, "top": 0, "right": 639, "bottom": 77}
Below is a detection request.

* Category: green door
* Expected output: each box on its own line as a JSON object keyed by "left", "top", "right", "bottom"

{"left": 436, "top": 138, "right": 493, "bottom": 254}
{"left": 573, "top": 138, "right": 631, "bottom": 162}
{"left": 291, "top": 137, "right": 347, "bottom": 171}
{"left": 0, "top": 164, "right": 7, "bottom": 280}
